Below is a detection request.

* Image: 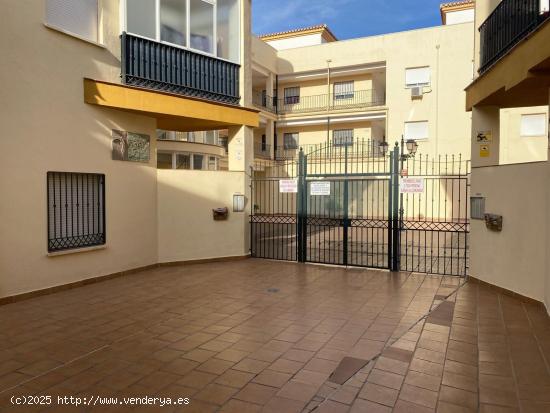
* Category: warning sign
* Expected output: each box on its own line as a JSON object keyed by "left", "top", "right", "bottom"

{"left": 310, "top": 181, "right": 331, "bottom": 196}
{"left": 279, "top": 179, "right": 298, "bottom": 193}
{"left": 479, "top": 145, "right": 490, "bottom": 158}
{"left": 400, "top": 178, "right": 425, "bottom": 193}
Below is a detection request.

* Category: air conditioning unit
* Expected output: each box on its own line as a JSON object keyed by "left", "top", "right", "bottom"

{"left": 411, "top": 86, "right": 423, "bottom": 98}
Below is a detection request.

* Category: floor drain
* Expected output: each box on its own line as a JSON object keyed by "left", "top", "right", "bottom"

{"left": 267, "top": 288, "right": 279, "bottom": 293}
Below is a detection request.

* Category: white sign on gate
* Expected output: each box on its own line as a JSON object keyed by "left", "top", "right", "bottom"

{"left": 310, "top": 181, "right": 331, "bottom": 196}
{"left": 400, "top": 177, "right": 425, "bottom": 193}
{"left": 279, "top": 179, "right": 298, "bottom": 193}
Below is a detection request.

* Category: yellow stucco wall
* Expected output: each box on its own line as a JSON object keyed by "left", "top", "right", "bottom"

{"left": 254, "top": 23, "right": 476, "bottom": 159}
{"left": 157, "top": 170, "right": 248, "bottom": 263}
{"left": 0, "top": 0, "right": 159, "bottom": 298}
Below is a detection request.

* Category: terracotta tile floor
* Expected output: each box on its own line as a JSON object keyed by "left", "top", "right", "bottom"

{"left": 1, "top": 259, "right": 549, "bottom": 412}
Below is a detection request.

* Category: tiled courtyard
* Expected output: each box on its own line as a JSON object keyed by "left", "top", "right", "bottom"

{"left": 1, "top": 260, "right": 549, "bottom": 412}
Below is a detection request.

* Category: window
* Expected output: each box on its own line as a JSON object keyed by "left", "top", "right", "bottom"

{"left": 520, "top": 113, "right": 547, "bottom": 137}
{"left": 193, "top": 154, "right": 204, "bottom": 170}
{"left": 45, "top": 0, "right": 99, "bottom": 43}
{"left": 334, "top": 81, "right": 354, "bottom": 100}
{"left": 160, "top": 0, "right": 187, "bottom": 47}
{"left": 333, "top": 130, "right": 354, "bottom": 147}
{"left": 284, "top": 87, "right": 300, "bottom": 105}
{"left": 404, "top": 121, "right": 429, "bottom": 140}
{"left": 217, "top": 0, "right": 240, "bottom": 62}
{"left": 208, "top": 156, "right": 217, "bottom": 170}
{"left": 261, "top": 134, "right": 267, "bottom": 151}
{"left": 204, "top": 130, "right": 218, "bottom": 145}
{"left": 47, "top": 172, "right": 105, "bottom": 252}
{"left": 190, "top": 0, "right": 214, "bottom": 53}
{"left": 283, "top": 133, "right": 299, "bottom": 150}
{"left": 125, "top": 0, "right": 240, "bottom": 62}
{"left": 405, "top": 67, "right": 431, "bottom": 87}
{"left": 157, "top": 153, "right": 173, "bottom": 169}
{"left": 175, "top": 153, "right": 191, "bottom": 169}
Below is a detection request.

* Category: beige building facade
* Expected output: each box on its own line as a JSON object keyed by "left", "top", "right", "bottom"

{"left": 0, "top": 0, "right": 259, "bottom": 299}
{"left": 465, "top": 0, "right": 550, "bottom": 312}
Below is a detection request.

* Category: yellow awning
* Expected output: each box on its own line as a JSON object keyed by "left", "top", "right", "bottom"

{"left": 84, "top": 78, "right": 259, "bottom": 131}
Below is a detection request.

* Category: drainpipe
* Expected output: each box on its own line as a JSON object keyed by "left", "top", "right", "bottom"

{"left": 435, "top": 44, "right": 441, "bottom": 158}
{"left": 327, "top": 60, "right": 332, "bottom": 143}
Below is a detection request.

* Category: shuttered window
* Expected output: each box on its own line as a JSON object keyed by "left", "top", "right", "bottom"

{"left": 334, "top": 81, "right": 354, "bottom": 100}
{"left": 284, "top": 87, "right": 300, "bottom": 104}
{"left": 45, "top": 0, "right": 99, "bottom": 43}
{"left": 520, "top": 113, "right": 547, "bottom": 137}
{"left": 405, "top": 67, "right": 431, "bottom": 87}
{"left": 283, "top": 133, "right": 299, "bottom": 149}
{"left": 333, "top": 129, "right": 354, "bottom": 146}
{"left": 47, "top": 172, "right": 105, "bottom": 252}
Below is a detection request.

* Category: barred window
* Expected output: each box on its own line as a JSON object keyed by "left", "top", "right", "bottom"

{"left": 47, "top": 172, "right": 105, "bottom": 252}
{"left": 334, "top": 81, "right": 354, "bottom": 100}
{"left": 333, "top": 129, "right": 354, "bottom": 147}
{"left": 284, "top": 87, "right": 300, "bottom": 105}
{"left": 283, "top": 133, "right": 299, "bottom": 149}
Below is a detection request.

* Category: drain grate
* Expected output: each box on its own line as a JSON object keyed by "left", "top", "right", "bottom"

{"left": 267, "top": 288, "right": 279, "bottom": 293}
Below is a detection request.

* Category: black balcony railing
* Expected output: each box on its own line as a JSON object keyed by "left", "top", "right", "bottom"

{"left": 121, "top": 32, "right": 240, "bottom": 105}
{"left": 479, "top": 0, "right": 550, "bottom": 73}
{"left": 252, "top": 93, "right": 277, "bottom": 113}
{"left": 254, "top": 143, "right": 272, "bottom": 158}
{"left": 277, "top": 89, "right": 385, "bottom": 115}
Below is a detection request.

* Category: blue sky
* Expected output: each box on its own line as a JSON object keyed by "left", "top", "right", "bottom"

{"left": 252, "top": 0, "right": 445, "bottom": 39}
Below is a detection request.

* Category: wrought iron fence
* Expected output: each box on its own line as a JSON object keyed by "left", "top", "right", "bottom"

{"left": 121, "top": 32, "right": 240, "bottom": 105}
{"left": 479, "top": 0, "right": 550, "bottom": 73}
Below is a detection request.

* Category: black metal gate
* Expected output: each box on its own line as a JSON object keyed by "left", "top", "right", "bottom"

{"left": 250, "top": 139, "right": 470, "bottom": 276}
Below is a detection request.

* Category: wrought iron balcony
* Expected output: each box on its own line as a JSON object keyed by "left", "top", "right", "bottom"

{"left": 277, "top": 89, "right": 385, "bottom": 115}
{"left": 254, "top": 143, "right": 272, "bottom": 159}
{"left": 252, "top": 93, "right": 277, "bottom": 113}
{"left": 121, "top": 32, "right": 240, "bottom": 105}
{"left": 479, "top": 0, "right": 550, "bottom": 73}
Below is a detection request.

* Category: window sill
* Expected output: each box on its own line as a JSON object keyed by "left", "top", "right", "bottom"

{"left": 47, "top": 244, "right": 107, "bottom": 257}
{"left": 44, "top": 23, "right": 106, "bottom": 49}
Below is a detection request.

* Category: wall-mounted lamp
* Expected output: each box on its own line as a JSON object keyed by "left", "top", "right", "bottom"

{"left": 233, "top": 194, "right": 245, "bottom": 212}
{"left": 406, "top": 139, "right": 419, "bottom": 156}
{"left": 378, "top": 140, "right": 389, "bottom": 156}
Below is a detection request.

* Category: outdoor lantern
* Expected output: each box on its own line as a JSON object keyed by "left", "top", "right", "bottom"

{"left": 233, "top": 193, "right": 245, "bottom": 212}
{"left": 379, "top": 140, "right": 389, "bottom": 155}
{"left": 406, "top": 139, "right": 418, "bottom": 155}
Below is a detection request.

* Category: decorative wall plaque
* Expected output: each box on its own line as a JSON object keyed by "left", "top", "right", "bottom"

{"left": 112, "top": 130, "right": 150, "bottom": 162}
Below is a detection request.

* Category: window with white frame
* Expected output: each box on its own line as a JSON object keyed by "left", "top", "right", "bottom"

{"left": 208, "top": 156, "right": 217, "bottom": 170}
{"left": 125, "top": 0, "right": 240, "bottom": 62}
{"left": 404, "top": 121, "right": 429, "bottom": 140}
{"left": 405, "top": 67, "right": 431, "bottom": 88}
{"left": 175, "top": 153, "right": 191, "bottom": 169}
{"left": 157, "top": 152, "right": 174, "bottom": 169}
{"left": 333, "top": 129, "right": 354, "bottom": 146}
{"left": 193, "top": 154, "right": 204, "bottom": 170}
{"left": 45, "top": 0, "right": 99, "bottom": 43}
{"left": 157, "top": 152, "right": 219, "bottom": 169}
{"left": 334, "top": 81, "right": 354, "bottom": 100}
{"left": 283, "top": 133, "right": 299, "bottom": 150}
{"left": 284, "top": 87, "right": 300, "bottom": 105}
{"left": 520, "top": 113, "right": 547, "bottom": 137}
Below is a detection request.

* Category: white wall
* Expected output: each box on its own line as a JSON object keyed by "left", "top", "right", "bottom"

{"left": 445, "top": 9, "right": 475, "bottom": 25}
{"left": 157, "top": 170, "right": 248, "bottom": 263}
{"left": 265, "top": 33, "right": 325, "bottom": 51}
{"left": 470, "top": 162, "right": 548, "bottom": 304}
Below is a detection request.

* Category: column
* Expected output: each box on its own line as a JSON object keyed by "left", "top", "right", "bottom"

{"left": 471, "top": 105, "right": 500, "bottom": 167}
{"left": 265, "top": 119, "right": 275, "bottom": 159}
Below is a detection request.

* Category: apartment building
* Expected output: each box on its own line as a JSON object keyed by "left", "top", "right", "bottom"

{"left": 465, "top": 0, "right": 550, "bottom": 311}
{"left": 248, "top": 0, "right": 548, "bottom": 164}
{"left": 0, "top": 0, "right": 259, "bottom": 299}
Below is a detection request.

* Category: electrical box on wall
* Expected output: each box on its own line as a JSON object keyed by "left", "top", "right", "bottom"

{"left": 213, "top": 208, "right": 229, "bottom": 221}
{"left": 471, "top": 196, "right": 485, "bottom": 220}
{"left": 484, "top": 213, "right": 503, "bottom": 232}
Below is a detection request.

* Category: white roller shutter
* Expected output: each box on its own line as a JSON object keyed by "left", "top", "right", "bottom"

{"left": 45, "top": 0, "right": 98, "bottom": 43}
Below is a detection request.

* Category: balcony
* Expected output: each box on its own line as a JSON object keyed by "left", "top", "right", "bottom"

{"left": 254, "top": 143, "right": 272, "bottom": 159}
{"left": 479, "top": 0, "right": 550, "bottom": 73}
{"left": 277, "top": 89, "right": 385, "bottom": 115}
{"left": 252, "top": 93, "right": 277, "bottom": 114}
{"left": 121, "top": 33, "right": 240, "bottom": 105}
